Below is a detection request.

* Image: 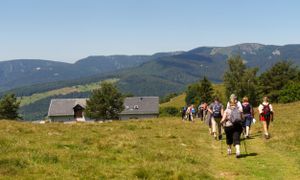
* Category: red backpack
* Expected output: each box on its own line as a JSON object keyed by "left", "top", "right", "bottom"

{"left": 262, "top": 104, "right": 271, "bottom": 118}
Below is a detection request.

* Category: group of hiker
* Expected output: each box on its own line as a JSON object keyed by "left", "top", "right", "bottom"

{"left": 182, "top": 94, "right": 274, "bottom": 158}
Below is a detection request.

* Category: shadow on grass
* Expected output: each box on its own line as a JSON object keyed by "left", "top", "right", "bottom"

{"left": 238, "top": 153, "right": 258, "bottom": 158}
{"left": 248, "top": 133, "right": 262, "bottom": 138}
{"left": 240, "top": 137, "right": 255, "bottom": 142}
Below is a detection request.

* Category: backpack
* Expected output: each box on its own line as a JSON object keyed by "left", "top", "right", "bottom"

{"left": 192, "top": 108, "right": 196, "bottom": 114}
{"left": 229, "top": 107, "right": 243, "bottom": 124}
{"left": 262, "top": 104, "right": 271, "bottom": 118}
{"left": 182, "top": 107, "right": 187, "bottom": 114}
{"left": 242, "top": 103, "right": 251, "bottom": 115}
{"left": 212, "top": 103, "right": 222, "bottom": 118}
{"left": 198, "top": 104, "right": 202, "bottom": 110}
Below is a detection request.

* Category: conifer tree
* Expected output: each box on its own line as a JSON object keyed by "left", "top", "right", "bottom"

{"left": 199, "top": 76, "right": 214, "bottom": 103}
{"left": 85, "top": 82, "right": 124, "bottom": 120}
{"left": 0, "top": 93, "right": 21, "bottom": 120}
{"left": 223, "top": 55, "right": 246, "bottom": 99}
{"left": 185, "top": 76, "right": 214, "bottom": 106}
{"left": 259, "top": 61, "right": 298, "bottom": 102}
{"left": 223, "top": 55, "right": 259, "bottom": 105}
{"left": 185, "top": 83, "right": 201, "bottom": 105}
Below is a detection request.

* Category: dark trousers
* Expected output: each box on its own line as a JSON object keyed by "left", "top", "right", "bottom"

{"left": 198, "top": 109, "right": 203, "bottom": 119}
{"left": 224, "top": 123, "right": 243, "bottom": 146}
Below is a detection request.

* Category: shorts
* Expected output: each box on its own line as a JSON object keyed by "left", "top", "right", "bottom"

{"left": 260, "top": 115, "right": 270, "bottom": 122}
{"left": 244, "top": 115, "right": 252, "bottom": 127}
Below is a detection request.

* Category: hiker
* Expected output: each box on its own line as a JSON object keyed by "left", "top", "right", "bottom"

{"left": 198, "top": 103, "right": 203, "bottom": 119}
{"left": 242, "top": 96, "right": 254, "bottom": 138}
{"left": 202, "top": 103, "right": 208, "bottom": 122}
{"left": 203, "top": 102, "right": 212, "bottom": 134}
{"left": 226, "top": 94, "right": 242, "bottom": 112}
{"left": 181, "top": 106, "right": 187, "bottom": 121}
{"left": 258, "top": 96, "right": 274, "bottom": 139}
{"left": 205, "top": 110, "right": 212, "bottom": 135}
{"left": 220, "top": 99, "right": 244, "bottom": 158}
{"left": 186, "top": 104, "right": 195, "bottom": 122}
{"left": 208, "top": 97, "right": 224, "bottom": 140}
{"left": 191, "top": 106, "right": 196, "bottom": 119}
{"left": 198, "top": 102, "right": 208, "bottom": 121}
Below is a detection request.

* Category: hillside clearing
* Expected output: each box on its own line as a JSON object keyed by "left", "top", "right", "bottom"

{"left": 18, "top": 79, "right": 119, "bottom": 107}
{"left": 160, "top": 84, "right": 226, "bottom": 108}
{"left": 0, "top": 102, "right": 300, "bottom": 179}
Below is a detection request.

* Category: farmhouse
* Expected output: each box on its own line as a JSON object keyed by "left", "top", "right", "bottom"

{"left": 47, "top": 96, "right": 159, "bottom": 122}
{"left": 119, "top": 96, "right": 159, "bottom": 120}
{"left": 48, "top": 98, "right": 90, "bottom": 122}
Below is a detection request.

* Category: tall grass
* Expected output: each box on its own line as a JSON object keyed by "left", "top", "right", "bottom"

{"left": 0, "top": 101, "right": 300, "bottom": 179}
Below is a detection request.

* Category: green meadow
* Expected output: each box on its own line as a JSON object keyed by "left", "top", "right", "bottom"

{"left": 18, "top": 78, "right": 119, "bottom": 107}
{"left": 0, "top": 101, "right": 300, "bottom": 179}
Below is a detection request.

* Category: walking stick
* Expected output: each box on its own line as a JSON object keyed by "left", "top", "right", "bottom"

{"left": 220, "top": 136, "right": 223, "bottom": 155}
{"left": 243, "top": 132, "right": 248, "bottom": 155}
{"left": 220, "top": 124, "right": 224, "bottom": 155}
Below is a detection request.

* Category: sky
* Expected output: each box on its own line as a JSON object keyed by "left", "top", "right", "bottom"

{"left": 0, "top": 0, "right": 300, "bottom": 63}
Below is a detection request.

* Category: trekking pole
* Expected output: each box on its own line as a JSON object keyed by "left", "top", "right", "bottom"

{"left": 220, "top": 137, "right": 223, "bottom": 155}
{"left": 220, "top": 124, "right": 223, "bottom": 155}
{"left": 243, "top": 135, "right": 248, "bottom": 155}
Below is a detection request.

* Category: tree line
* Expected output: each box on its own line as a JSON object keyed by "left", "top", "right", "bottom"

{"left": 185, "top": 55, "right": 300, "bottom": 107}
{"left": 1, "top": 55, "right": 300, "bottom": 120}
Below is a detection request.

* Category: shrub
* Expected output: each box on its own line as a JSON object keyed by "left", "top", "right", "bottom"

{"left": 259, "top": 61, "right": 299, "bottom": 102}
{"left": 160, "top": 93, "right": 178, "bottom": 103}
{"left": 279, "top": 82, "right": 300, "bottom": 103}
{"left": 159, "top": 106, "right": 180, "bottom": 117}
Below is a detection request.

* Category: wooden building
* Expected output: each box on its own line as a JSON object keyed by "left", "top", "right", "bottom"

{"left": 47, "top": 97, "right": 159, "bottom": 122}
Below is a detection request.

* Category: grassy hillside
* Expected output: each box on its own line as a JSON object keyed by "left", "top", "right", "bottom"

{"left": 0, "top": 102, "right": 299, "bottom": 179}
{"left": 16, "top": 79, "right": 117, "bottom": 120}
{"left": 19, "top": 78, "right": 118, "bottom": 106}
{"left": 160, "top": 93, "right": 186, "bottom": 108}
{"left": 160, "top": 83, "right": 227, "bottom": 108}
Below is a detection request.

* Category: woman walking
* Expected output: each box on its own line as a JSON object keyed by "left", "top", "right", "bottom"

{"left": 186, "top": 104, "right": 195, "bottom": 122}
{"left": 242, "top": 97, "right": 254, "bottom": 138}
{"left": 258, "top": 96, "right": 274, "bottom": 139}
{"left": 221, "top": 99, "right": 243, "bottom": 158}
{"left": 208, "top": 97, "right": 224, "bottom": 140}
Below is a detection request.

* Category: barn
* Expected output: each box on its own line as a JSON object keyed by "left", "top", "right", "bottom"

{"left": 119, "top": 96, "right": 159, "bottom": 120}
{"left": 47, "top": 98, "right": 90, "bottom": 122}
{"left": 47, "top": 96, "right": 159, "bottom": 122}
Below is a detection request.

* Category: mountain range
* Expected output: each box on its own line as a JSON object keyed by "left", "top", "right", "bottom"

{"left": 3, "top": 43, "right": 300, "bottom": 120}
{"left": 2, "top": 43, "right": 300, "bottom": 97}
{"left": 110, "top": 43, "right": 300, "bottom": 96}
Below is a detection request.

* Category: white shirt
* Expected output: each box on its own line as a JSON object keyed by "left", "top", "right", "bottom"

{"left": 258, "top": 102, "right": 273, "bottom": 114}
{"left": 226, "top": 101, "right": 243, "bottom": 112}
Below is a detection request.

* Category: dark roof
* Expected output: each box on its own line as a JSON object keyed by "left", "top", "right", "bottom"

{"left": 120, "top": 96, "right": 159, "bottom": 115}
{"left": 48, "top": 96, "right": 159, "bottom": 117}
{"left": 48, "top": 98, "right": 87, "bottom": 116}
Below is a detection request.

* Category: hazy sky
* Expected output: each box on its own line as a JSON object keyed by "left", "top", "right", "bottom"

{"left": 1, "top": 0, "right": 300, "bottom": 62}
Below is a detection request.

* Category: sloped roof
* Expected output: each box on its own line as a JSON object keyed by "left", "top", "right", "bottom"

{"left": 120, "top": 96, "right": 159, "bottom": 115}
{"left": 48, "top": 98, "right": 87, "bottom": 116}
{"left": 48, "top": 97, "right": 159, "bottom": 117}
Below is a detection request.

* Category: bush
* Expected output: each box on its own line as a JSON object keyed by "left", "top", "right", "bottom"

{"left": 279, "top": 82, "right": 300, "bottom": 103}
{"left": 159, "top": 106, "right": 180, "bottom": 117}
{"left": 259, "top": 61, "right": 299, "bottom": 102}
{"left": 160, "top": 93, "right": 178, "bottom": 103}
{"left": 185, "top": 76, "right": 214, "bottom": 106}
